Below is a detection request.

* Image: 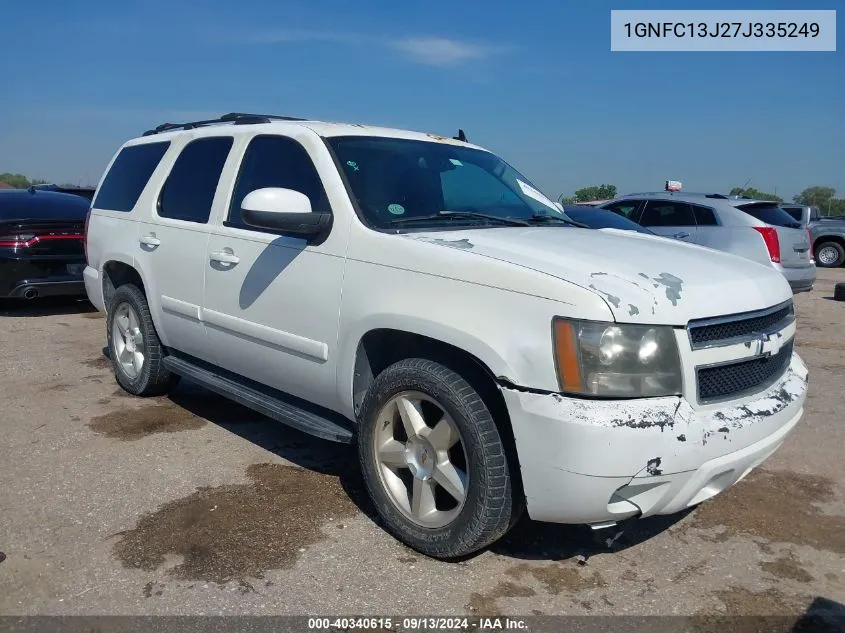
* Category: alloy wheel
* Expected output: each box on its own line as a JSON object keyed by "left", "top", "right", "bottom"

{"left": 111, "top": 302, "right": 145, "bottom": 379}
{"left": 372, "top": 391, "right": 469, "bottom": 528}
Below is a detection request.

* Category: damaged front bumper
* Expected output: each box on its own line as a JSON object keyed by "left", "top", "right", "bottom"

{"left": 501, "top": 352, "right": 808, "bottom": 525}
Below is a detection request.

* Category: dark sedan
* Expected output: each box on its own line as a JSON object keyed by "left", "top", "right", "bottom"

{"left": 0, "top": 189, "right": 89, "bottom": 300}
{"left": 560, "top": 205, "right": 656, "bottom": 234}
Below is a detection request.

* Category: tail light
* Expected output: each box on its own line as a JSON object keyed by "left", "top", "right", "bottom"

{"left": 753, "top": 227, "right": 781, "bottom": 263}
{"left": 84, "top": 208, "right": 91, "bottom": 264}
{"left": 0, "top": 228, "right": 84, "bottom": 248}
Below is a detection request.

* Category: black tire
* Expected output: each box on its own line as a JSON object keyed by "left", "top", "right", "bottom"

{"left": 834, "top": 283, "right": 845, "bottom": 302}
{"left": 815, "top": 241, "right": 845, "bottom": 268}
{"left": 357, "top": 358, "right": 519, "bottom": 559}
{"left": 106, "top": 284, "right": 180, "bottom": 397}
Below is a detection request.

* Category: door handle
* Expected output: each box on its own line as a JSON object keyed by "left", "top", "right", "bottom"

{"left": 673, "top": 231, "right": 690, "bottom": 239}
{"left": 140, "top": 234, "right": 161, "bottom": 247}
{"left": 210, "top": 250, "right": 240, "bottom": 265}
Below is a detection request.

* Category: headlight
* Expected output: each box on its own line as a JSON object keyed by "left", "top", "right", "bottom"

{"left": 552, "top": 318, "right": 682, "bottom": 397}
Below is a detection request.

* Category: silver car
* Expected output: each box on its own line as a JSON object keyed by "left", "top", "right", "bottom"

{"left": 600, "top": 192, "right": 816, "bottom": 293}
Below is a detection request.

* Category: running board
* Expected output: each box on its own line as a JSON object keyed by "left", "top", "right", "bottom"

{"left": 162, "top": 355, "right": 355, "bottom": 444}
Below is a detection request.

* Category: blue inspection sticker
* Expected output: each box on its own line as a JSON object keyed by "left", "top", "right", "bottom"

{"left": 387, "top": 204, "right": 405, "bottom": 215}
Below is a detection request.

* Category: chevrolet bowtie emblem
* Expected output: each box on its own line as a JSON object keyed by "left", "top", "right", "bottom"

{"left": 755, "top": 332, "right": 783, "bottom": 357}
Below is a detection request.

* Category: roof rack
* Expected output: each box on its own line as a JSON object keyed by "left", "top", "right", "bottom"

{"left": 142, "top": 112, "right": 307, "bottom": 136}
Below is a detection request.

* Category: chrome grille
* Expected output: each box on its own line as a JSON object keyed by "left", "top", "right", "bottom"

{"left": 697, "top": 340, "right": 794, "bottom": 403}
{"left": 687, "top": 300, "right": 794, "bottom": 349}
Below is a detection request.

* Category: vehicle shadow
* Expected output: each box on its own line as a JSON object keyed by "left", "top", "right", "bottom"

{"left": 143, "top": 374, "right": 685, "bottom": 563}
{"left": 0, "top": 297, "right": 96, "bottom": 317}
{"left": 489, "top": 510, "right": 691, "bottom": 562}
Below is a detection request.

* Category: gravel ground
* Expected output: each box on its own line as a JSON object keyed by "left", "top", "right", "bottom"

{"left": 0, "top": 269, "right": 843, "bottom": 626}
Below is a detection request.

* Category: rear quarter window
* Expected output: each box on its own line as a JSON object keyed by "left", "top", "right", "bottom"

{"left": 736, "top": 203, "right": 801, "bottom": 228}
{"left": 93, "top": 142, "right": 170, "bottom": 212}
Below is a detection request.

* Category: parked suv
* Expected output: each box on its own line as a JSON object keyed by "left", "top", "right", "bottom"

{"left": 600, "top": 193, "right": 816, "bottom": 292}
{"left": 84, "top": 113, "right": 809, "bottom": 558}
{"left": 780, "top": 203, "right": 845, "bottom": 268}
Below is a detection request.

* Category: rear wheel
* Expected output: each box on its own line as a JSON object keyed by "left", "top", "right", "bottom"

{"left": 107, "top": 284, "right": 180, "bottom": 396}
{"left": 815, "top": 241, "right": 845, "bottom": 268}
{"left": 357, "top": 358, "right": 519, "bottom": 559}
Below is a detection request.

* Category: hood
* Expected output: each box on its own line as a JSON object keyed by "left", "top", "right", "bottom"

{"left": 404, "top": 226, "right": 792, "bottom": 325}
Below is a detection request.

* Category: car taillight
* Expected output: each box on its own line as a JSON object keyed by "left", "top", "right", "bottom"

{"left": 753, "top": 227, "right": 781, "bottom": 263}
{"left": 84, "top": 208, "right": 91, "bottom": 264}
{"left": 0, "top": 229, "right": 84, "bottom": 248}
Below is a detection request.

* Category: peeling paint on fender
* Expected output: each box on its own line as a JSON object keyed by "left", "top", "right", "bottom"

{"left": 412, "top": 236, "right": 474, "bottom": 250}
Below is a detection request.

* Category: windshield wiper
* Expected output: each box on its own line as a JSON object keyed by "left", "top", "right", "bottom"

{"left": 527, "top": 213, "right": 589, "bottom": 228}
{"left": 390, "top": 210, "right": 530, "bottom": 227}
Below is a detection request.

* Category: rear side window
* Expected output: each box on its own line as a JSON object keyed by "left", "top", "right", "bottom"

{"left": 93, "top": 142, "right": 170, "bottom": 212}
{"left": 158, "top": 137, "right": 234, "bottom": 224}
{"left": 227, "top": 135, "right": 330, "bottom": 229}
{"left": 692, "top": 205, "right": 718, "bottom": 226}
{"left": 640, "top": 201, "right": 695, "bottom": 226}
{"left": 783, "top": 207, "right": 803, "bottom": 222}
{"left": 736, "top": 203, "right": 801, "bottom": 228}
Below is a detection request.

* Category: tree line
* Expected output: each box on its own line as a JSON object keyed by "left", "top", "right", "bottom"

{"left": 559, "top": 183, "right": 845, "bottom": 216}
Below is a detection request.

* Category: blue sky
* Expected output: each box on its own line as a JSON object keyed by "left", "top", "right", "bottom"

{"left": 0, "top": 0, "right": 842, "bottom": 201}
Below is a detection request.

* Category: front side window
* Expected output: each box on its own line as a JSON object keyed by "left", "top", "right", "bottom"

{"left": 639, "top": 201, "right": 695, "bottom": 227}
{"left": 327, "top": 136, "right": 564, "bottom": 230}
{"left": 603, "top": 200, "right": 643, "bottom": 219}
{"left": 227, "top": 135, "right": 330, "bottom": 229}
{"left": 158, "top": 136, "right": 233, "bottom": 224}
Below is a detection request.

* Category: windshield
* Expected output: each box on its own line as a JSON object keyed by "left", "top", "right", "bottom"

{"left": 561, "top": 206, "right": 655, "bottom": 234}
{"left": 327, "top": 136, "right": 565, "bottom": 230}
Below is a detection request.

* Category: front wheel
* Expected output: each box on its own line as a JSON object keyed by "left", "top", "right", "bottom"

{"left": 815, "top": 241, "right": 845, "bottom": 268}
{"left": 357, "top": 358, "right": 519, "bottom": 559}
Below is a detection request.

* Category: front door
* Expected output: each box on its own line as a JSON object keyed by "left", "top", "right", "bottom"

{"left": 202, "top": 133, "right": 346, "bottom": 408}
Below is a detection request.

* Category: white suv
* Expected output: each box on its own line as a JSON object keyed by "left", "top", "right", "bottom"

{"left": 83, "top": 112, "right": 808, "bottom": 558}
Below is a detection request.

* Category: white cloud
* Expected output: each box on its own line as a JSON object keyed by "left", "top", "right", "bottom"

{"left": 390, "top": 37, "right": 502, "bottom": 66}
{"left": 219, "top": 29, "right": 509, "bottom": 66}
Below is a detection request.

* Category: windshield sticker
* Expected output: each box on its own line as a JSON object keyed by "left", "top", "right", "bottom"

{"left": 388, "top": 204, "right": 405, "bottom": 215}
{"left": 449, "top": 158, "right": 463, "bottom": 166}
{"left": 346, "top": 160, "right": 360, "bottom": 172}
{"left": 516, "top": 179, "right": 560, "bottom": 212}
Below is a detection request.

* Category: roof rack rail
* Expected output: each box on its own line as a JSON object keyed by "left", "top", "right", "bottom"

{"left": 142, "top": 112, "right": 307, "bottom": 136}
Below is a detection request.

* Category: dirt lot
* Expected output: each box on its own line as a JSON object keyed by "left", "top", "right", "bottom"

{"left": 1, "top": 269, "right": 844, "bottom": 623}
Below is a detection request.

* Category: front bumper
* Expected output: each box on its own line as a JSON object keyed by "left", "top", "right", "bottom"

{"left": 503, "top": 352, "right": 808, "bottom": 524}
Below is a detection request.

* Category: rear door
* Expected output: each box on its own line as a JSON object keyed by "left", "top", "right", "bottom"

{"left": 136, "top": 135, "right": 234, "bottom": 362}
{"left": 689, "top": 203, "right": 722, "bottom": 249}
{"left": 638, "top": 200, "right": 697, "bottom": 243}
{"left": 736, "top": 202, "right": 812, "bottom": 267}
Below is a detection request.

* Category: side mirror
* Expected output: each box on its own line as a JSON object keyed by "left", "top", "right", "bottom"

{"left": 241, "top": 188, "right": 332, "bottom": 237}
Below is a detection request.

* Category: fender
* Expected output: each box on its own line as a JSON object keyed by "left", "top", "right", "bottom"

{"left": 337, "top": 312, "right": 547, "bottom": 418}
